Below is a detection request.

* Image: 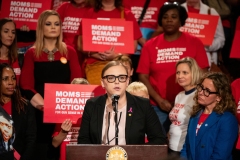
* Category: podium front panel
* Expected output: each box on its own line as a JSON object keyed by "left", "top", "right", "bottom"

{"left": 66, "top": 144, "right": 168, "bottom": 160}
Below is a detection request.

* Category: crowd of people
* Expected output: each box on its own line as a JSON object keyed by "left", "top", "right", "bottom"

{"left": 0, "top": 0, "right": 240, "bottom": 160}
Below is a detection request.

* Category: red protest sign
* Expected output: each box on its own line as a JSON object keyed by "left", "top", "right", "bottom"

{"left": 0, "top": 0, "right": 53, "bottom": 30}
{"left": 180, "top": 13, "right": 219, "bottom": 45}
{"left": 44, "top": 84, "right": 105, "bottom": 124}
{"left": 82, "top": 18, "right": 134, "bottom": 54}
{"left": 230, "top": 17, "right": 240, "bottom": 58}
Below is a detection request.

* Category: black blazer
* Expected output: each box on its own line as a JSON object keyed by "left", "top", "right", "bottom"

{"left": 78, "top": 92, "right": 166, "bottom": 145}
{"left": 12, "top": 100, "right": 37, "bottom": 160}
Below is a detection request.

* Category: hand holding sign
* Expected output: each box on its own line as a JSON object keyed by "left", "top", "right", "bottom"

{"left": 61, "top": 119, "right": 72, "bottom": 133}
{"left": 101, "top": 46, "right": 116, "bottom": 61}
{"left": 20, "top": 24, "right": 30, "bottom": 32}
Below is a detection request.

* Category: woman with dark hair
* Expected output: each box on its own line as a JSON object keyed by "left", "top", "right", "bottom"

{"left": 77, "top": 0, "right": 142, "bottom": 85}
{"left": 0, "top": 63, "right": 36, "bottom": 160}
{"left": 137, "top": 2, "right": 209, "bottom": 134}
{"left": 78, "top": 61, "right": 166, "bottom": 145}
{"left": 0, "top": 18, "right": 21, "bottom": 82}
{"left": 181, "top": 72, "right": 238, "bottom": 160}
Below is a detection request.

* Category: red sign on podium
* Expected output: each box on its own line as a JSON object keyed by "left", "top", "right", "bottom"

{"left": 82, "top": 18, "right": 134, "bottom": 54}
{"left": 44, "top": 84, "right": 105, "bottom": 124}
{"left": 180, "top": 13, "right": 219, "bottom": 45}
{"left": 0, "top": 0, "right": 53, "bottom": 30}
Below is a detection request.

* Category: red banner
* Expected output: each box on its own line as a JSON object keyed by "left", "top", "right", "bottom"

{"left": 82, "top": 18, "right": 134, "bottom": 54}
{"left": 180, "top": 13, "right": 219, "bottom": 45}
{"left": 0, "top": 0, "right": 53, "bottom": 30}
{"left": 230, "top": 17, "right": 240, "bottom": 58}
{"left": 44, "top": 84, "right": 105, "bottom": 124}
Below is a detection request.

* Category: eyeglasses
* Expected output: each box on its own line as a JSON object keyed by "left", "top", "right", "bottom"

{"left": 102, "top": 75, "right": 128, "bottom": 83}
{"left": 196, "top": 84, "right": 218, "bottom": 97}
{"left": 164, "top": 2, "right": 179, "bottom": 6}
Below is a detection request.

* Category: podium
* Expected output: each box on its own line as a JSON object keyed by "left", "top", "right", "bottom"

{"left": 66, "top": 144, "right": 168, "bottom": 160}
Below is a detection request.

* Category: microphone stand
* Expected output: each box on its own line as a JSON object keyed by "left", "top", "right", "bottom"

{"left": 112, "top": 96, "right": 119, "bottom": 145}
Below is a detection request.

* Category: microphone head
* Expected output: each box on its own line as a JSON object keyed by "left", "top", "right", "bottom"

{"left": 111, "top": 94, "right": 120, "bottom": 101}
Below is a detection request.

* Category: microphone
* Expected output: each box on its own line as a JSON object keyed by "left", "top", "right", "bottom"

{"left": 111, "top": 95, "right": 120, "bottom": 112}
{"left": 111, "top": 94, "right": 120, "bottom": 145}
{"left": 111, "top": 94, "right": 120, "bottom": 102}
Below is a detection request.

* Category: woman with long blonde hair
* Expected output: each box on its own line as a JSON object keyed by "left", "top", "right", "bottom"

{"left": 20, "top": 10, "right": 82, "bottom": 160}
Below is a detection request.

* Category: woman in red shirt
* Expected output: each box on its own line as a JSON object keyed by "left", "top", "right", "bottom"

{"left": 0, "top": 18, "right": 21, "bottom": 83}
{"left": 20, "top": 10, "right": 82, "bottom": 160}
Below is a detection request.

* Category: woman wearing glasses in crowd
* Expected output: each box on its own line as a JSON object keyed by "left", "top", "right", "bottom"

{"left": 168, "top": 57, "right": 202, "bottom": 156}
{"left": 78, "top": 61, "right": 166, "bottom": 145}
{"left": 181, "top": 72, "right": 238, "bottom": 160}
{"left": 137, "top": 2, "right": 209, "bottom": 134}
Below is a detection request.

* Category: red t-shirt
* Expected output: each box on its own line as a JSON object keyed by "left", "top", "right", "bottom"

{"left": 231, "top": 78, "right": 240, "bottom": 149}
{"left": 187, "top": 5, "right": 200, "bottom": 13}
{"left": 2, "top": 101, "right": 12, "bottom": 116}
{"left": 57, "top": 2, "right": 88, "bottom": 49}
{"left": 236, "top": 17, "right": 240, "bottom": 30}
{"left": 123, "top": 0, "right": 167, "bottom": 53}
{"left": 0, "top": 59, "right": 21, "bottom": 84}
{"left": 231, "top": 78, "right": 240, "bottom": 124}
{"left": 123, "top": 0, "right": 167, "bottom": 29}
{"left": 52, "top": 123, "right": 81, "bottom": 160}
{"left": 137, "top": 32, "right": 209, "bottom": 105}
{"left": 196, "top": 113, "right": 210, "bottom": 135}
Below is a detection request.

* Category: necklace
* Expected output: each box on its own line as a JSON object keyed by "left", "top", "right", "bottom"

{"left": 42, "top": 48, "right": 58, "bottom": 61}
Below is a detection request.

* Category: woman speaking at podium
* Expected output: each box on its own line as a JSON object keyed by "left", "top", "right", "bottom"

{"left": 78, "top": 61, "right": 166, "bottom": 145}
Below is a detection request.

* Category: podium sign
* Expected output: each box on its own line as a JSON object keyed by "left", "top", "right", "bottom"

{"left": 66, "top": 144, "right": 168, "bottom": 160}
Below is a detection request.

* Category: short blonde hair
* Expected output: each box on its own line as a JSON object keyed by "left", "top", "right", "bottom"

{"left": 113, "top": 55, "right": 133, "bottom": 69}
{"left": 71, "top": 78, "right": 89, "bottom": 84}
{"left": 126, "top": 82, "right": 148, "bottom": 95}
{"left": 176, "top": 57, "right": 202, "bottom": 86}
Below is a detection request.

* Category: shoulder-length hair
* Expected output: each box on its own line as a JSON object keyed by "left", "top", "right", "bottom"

{"left": 0, "top": 18, "right": 18, "bottom": 64}
{"left": 192, "top": 72, "right": 236, "bottom": 116}
{"left": 176, "top": 57, "right": 202, "bottom": 86}
{"left": 0, "top": 63, "right": 26, "bottom": 113}
{"left": 34, "top": 10, "right": 67, "bottom": 58}
{"left": 93, "top": 0, "right": 123, "bottom": 12}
